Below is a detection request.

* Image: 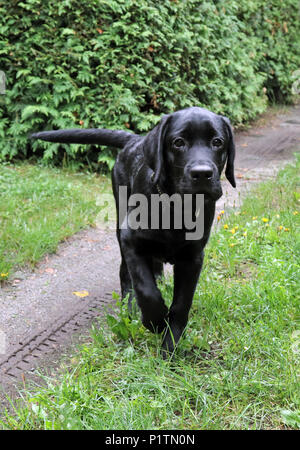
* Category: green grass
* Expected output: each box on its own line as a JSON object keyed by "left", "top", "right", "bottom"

{"left": 0, "top": 162, "right": 111, "bottom": 278}
{"left": 1, "top": 158, "right": 299, "bottom": 430}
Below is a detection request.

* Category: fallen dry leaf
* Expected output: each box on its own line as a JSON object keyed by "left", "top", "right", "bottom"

{"left": 72, "top": 290, "right": 89, "bottom": 298}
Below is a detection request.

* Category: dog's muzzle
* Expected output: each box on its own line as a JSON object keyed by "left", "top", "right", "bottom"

{"left": 189, "top": 164, "right": 213, "bottom": 182}
{"left": 182, "top": 162, "right": 222, "bottom": 200}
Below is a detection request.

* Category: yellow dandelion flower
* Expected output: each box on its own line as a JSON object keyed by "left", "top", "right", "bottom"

{"left": 293, "top": 211, "right": 298, "bottom": 215}
{"left": 252, "top": 216, "right": 257, "bottom": 220}
{"left": 220, "top": 210, "right": 225, "bottom": 215}
{"left": 224, "top": 224, "right": 229, "bottom": 229}
{"left": 217, "top": 215, "right": 221, "bottom": 221}
{"left": 278, "top": 225, "right": 283, "bottom": 230}
{"left": 234, "top": 225, "right": 239, "bottom": 230}
{"left": 284, "top": 227, "right": 290, "bottom": 232}
{"left": 265, "top": 223, "right": 269, "bottom": 227}
{"left": 262, "top": 217, "right": 269, "bottom": 223}
{"left": 230, "top": 228, "right": 236, "bottom": 234}
{"left": 1, "top": 273, "right": 8, "bottom": 277}
{"left": 243, "top": 232, "right": 247, "bottom": 236}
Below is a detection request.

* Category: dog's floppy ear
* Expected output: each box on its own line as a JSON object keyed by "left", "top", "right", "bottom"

{"left": 143, "top": 114, "right": 170, "bottom": 184}
{"left": 222, "top": 116, "right": 236, "bottom": 188}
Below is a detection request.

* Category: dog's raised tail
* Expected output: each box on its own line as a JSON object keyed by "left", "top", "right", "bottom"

{"left": 31, "top": 128, "right": 138, "bottom": 148}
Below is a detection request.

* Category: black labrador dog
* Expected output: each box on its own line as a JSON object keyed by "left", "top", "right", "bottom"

{"left": 31, "top": 107, "right": 236, "bottom": 357}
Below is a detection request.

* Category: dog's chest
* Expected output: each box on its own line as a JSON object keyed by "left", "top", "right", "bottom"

{"left": 135, "top": 230, "right": 199, "bottom": 264}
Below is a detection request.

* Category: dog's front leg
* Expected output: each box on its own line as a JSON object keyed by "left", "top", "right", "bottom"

{"left": 120, "top": 232, "right": 168, "bottom": 334}
{"left": 162, "top": 256, "right": 203, "bottom": 357}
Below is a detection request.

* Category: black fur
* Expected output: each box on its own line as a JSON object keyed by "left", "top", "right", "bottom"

{"left": 31, "top": 107, "right": 236, "bottom": 357}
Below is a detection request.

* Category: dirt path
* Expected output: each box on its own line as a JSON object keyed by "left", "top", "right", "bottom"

{"left": 0, "top": 104, "right": 299, "bottom": 398}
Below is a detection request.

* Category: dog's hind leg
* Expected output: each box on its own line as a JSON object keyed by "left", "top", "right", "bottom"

{"left": 152, "top": 259, "right": 164, "bottom": 281}
{"left": 119, "top": 252, "right": 135, "bottom": 311}
{"left": 112, "top": 169, "right": 135, "bottom": 310}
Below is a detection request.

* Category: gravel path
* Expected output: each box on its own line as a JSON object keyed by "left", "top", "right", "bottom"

{"left": 0, "top": 105, "right": 299, "bottom": 396}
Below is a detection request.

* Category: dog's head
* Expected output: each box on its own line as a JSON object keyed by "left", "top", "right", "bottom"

{"left": 143, "top": 107, "right": 236, "bottom": 200}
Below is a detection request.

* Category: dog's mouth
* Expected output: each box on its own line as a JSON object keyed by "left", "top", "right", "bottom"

{"left": 169, "top": 163, "right": 223, "bottom": 200}
{"left": 176, "top": 180, "right": 223, "bottom": 201}
{"left": 205, "top": 189, "right": 223, "bottom": 201}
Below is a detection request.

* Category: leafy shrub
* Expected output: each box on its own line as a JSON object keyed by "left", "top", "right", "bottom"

{"left": 0, "top": 0, "right": 299, "bottom": 167}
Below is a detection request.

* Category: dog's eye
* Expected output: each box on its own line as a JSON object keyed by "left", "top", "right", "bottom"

{"left": 173, "top": 138, "right": 185, "bottom": 149}
{"left": 212, "top": 138, "right": 223, "bottom": 148}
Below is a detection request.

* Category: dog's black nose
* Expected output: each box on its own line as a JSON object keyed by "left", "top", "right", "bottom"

{"left": 189, "top": 165, "right": 213, "bottom": 181}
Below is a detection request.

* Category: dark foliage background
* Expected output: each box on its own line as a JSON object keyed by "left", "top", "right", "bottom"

{"left": 0, "top": 0, "right": 299, "bottom": 168}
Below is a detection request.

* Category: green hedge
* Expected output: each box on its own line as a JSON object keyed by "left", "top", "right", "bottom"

{"left": 0, "top": 0, "right": 299, "bottom": 167}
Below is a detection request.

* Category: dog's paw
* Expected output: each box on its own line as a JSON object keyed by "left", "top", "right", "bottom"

{"left": 142, "top": 311, "right": 168, "bottom": 334}
{"left": 142, "top": 317, "right": 167, "bottom": 334}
